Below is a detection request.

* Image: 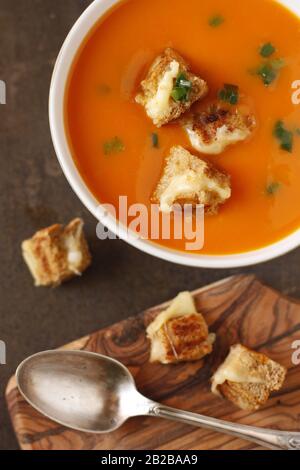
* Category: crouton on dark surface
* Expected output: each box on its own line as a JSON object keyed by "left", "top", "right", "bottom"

{"left": 22, "top": 218, "right": 91, "bottom": 287}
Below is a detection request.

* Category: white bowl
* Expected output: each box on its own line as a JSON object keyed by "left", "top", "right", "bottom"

{"left": 49, "top": 0, "right": 300, "bottom": 269}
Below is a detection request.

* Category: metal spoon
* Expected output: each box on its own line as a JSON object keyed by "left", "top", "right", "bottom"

{"left": 16, "top": 350, "right": 300, "bottom": 450}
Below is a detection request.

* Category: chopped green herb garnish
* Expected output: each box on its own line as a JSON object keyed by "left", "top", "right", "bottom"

{"left": 266, "top": 182, "right": 281, "bottom": 195}
{"left": 260, "top": 42, "right": 276, "bottom": 58}
{"left": 255, "top": 59, "right": 285, "bottom": 86}
{"left": 218, "top": 84, "right": 239, "bottom": 105}
{"left": 256, "top": 63, "right": 277, "bottom": 86}
{"left": 296, "top": 128, "right": 300, "bottom": 136}
{"left": 151, "top": 133, "right": 159, "bottom": 148}
{"left": 103, "top": 137, "right": 125, "bottom": 155}
{"left": 209, "top": 15, "right": 224, "bottom": 27}
{"left": 171, "top": 73, "right": 192, "bottom": 102}
{"left": 171, "top": 87, "right": 188, "bottom": 102}
{"left": 274, "top": 121, "right": 293, "bottom": 153}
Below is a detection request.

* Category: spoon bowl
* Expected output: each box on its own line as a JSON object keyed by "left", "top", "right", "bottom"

{"left": 16, "top": 350, "right": 150, "bottom": 433}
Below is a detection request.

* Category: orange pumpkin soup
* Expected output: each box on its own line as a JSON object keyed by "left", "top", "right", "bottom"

{"left": 65, "top": 0, "right": 300, "bottom": 255}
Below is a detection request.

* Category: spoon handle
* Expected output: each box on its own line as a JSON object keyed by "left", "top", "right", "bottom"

{"left": 149, "top": 404, "right": 300, "bottom": 450}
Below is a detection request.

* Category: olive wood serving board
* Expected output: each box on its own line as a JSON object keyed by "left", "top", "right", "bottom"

{"left": 5, "top": 275, "right": 300, "bottom": 450}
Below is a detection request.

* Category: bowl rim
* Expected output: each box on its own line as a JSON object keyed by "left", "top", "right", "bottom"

{"left": 49, "top": 0, "right": 300, "bottom": 269}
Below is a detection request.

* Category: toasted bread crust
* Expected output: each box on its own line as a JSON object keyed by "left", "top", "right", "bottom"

{"left": 22, "top": 218, "right": 91, "bottom": 287}
{"left": 147, "top": 292, "right": 215, "bottom": 364}
{"left": 219, "top": 381, "right": 270, "bottom": 411}
{"left": 136, "top": 48, "right": 208, "bottom": 127}
{"left": 161, "top": 313, "right": 213, "bottom": 363}
{"left": 150, "top": 313, "right": 215, "bottom": 364}
{"left": 184, "top": 105, "right": 256, "bottom": 155}
{"left": 212, "top": 344, "right": 287, "bottom": 411}
{"left": 152, "top": 146, "right": 231, "bottom": 214}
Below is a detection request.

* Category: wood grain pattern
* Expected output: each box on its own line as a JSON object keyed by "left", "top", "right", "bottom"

{"left": 5, "top": 275, "right": 300, "bottom": 450}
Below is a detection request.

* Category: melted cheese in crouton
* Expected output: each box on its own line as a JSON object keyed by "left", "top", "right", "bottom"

{"left": 152, "top": 146, "right": 231, "bottom": 214}
{"left": 211, "top": 345, "right": 266, "bottom": 395}
{"left": 145, "top": 60, "right": 180, "bottom": 124}
{"left": 147, "top": 292, "right": 215, "bottom": 364}
{"left": 22, "top": 219, "right": 91, "bottom": 287}
{"left": 184, "top": 106, "right": 256, "bottom": 155}
{"left": 147, "top": 291, "right": 197, "bottom": 336}
{"left": 211, "top": 345, "right": 287, "bottom": 411}
{"left": 136, "top": 48, "right": 208, "bottom": 127}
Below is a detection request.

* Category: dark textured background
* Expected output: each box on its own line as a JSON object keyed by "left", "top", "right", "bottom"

{"left": 0, "top": 0, "right": 299, "bottom": 450}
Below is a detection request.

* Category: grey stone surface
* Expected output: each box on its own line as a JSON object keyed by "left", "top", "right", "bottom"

{"left": 0, "top": 0, "right": 299, "bottom": 450}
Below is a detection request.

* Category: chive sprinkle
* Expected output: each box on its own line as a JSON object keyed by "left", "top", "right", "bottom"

{"left": 256, "top": 63, "right": 277, "bottom": 86}
{"left": 218, "top": 84, "right": 239, "bottom": 105}
{"left": 103, "top": 137, "right": 125, "bottom": 155}
{"left": 171, "top": 73, "right": 192, "bottom": 102}
{"left": 151, "top": 133, "right": 159, "bottom": 148}
{"left": 209, "top": 15, "right": 224, "bottom": 27}
{"left": 260, "top": 42, "right": 276, "bottom": 58}
{"left": 273, "top": 121, "right": 293, "bottom": 153}
{"left": 255, "top": 59, "right": 285, "bottom": 86}
{"left": 266, "top": 182, "right": 281, "bottom": 195}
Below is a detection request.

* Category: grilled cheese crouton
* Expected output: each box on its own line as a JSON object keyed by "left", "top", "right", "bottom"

{"left": 147, "top": 292, "right": 215, "bottom": 364}
{"left": 136, "top": 48, "right": 208, "bottom": 127}
{"left": 184, "top": 106, "right": 256, "bottom": 155}
{"left": 152, "top": 146, "right": 231, "bottom": 214}
{"left": 22, "top": 218, "right": 91, "bottom": 287}
{"left": 211, "top": 344, "right": 287, "bottom": 411}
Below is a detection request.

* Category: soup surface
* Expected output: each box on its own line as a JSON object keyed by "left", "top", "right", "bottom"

{"left": 66, "top": 0, "right": 300, "bottom": 255}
